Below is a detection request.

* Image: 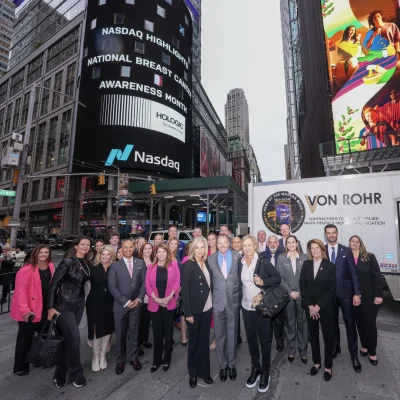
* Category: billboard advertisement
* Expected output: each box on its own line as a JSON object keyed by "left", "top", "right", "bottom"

{"left": 74, "top": 0, "right": 193, "bottom": 178}
{"left": 199, "top": 128, "right": 230, "bottom": 177}
{"left": 322, "top": 0, "right": 400, "bottom": 153}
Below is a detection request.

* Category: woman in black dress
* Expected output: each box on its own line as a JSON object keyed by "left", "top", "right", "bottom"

{"left": 86, "top": 245, "right": 116, "bottom": 372}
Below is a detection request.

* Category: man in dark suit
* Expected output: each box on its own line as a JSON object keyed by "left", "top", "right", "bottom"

{"left": 108, "top": 239, "right": 146, "bottom": 375}
{"left": 260, "top": 235, "right": 285, "bottom": 352}
{"left": 278, "top": 224, "right": 303, "bottom": 253}
{"left": 324, "top": 224, "right": 362, "bottom": 373}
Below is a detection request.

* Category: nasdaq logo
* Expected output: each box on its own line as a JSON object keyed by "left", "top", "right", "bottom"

{"left": 105, "top": 145, "right": 134, "bottom": 166}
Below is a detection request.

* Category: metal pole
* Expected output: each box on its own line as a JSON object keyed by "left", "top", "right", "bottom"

{"left": 150, "top": 196, "right": 153, "bottom": 232}
{"left": 116, "top": 167, "right": 120, "bottom": 228}
{"left": 206, "top": 193, "right": 210, "bottom": 234}
{"left": 10, "top": 84, "right": 36, "bottom": 247}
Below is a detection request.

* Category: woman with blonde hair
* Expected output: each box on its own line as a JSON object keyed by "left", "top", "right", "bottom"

{"left": 300, "top": 239, "right": 336, "bottom": 382}
{"left": 181, "top": 236, "right": 214, "bottom": 388}
{"left": 86, "top": 245, "right": 116, "bottom": 372}
{"left": 349, "top": 235, "right": 382, "bottom": 365}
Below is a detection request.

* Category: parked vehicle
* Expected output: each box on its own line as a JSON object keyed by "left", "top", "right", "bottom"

{"left": 148, "top": 230, "right": 193, "bottom": 244}
{"left": 62, "top": 235, "right": 78, "bottom": 251}
{"left": 24, "top": 238, "right": 39, "bottom": 254}
{"left": 47, "top": 234, "right": 63, "bottom": 249}
{"left": 248, "top": 171, "right": 400, "bottom": 301}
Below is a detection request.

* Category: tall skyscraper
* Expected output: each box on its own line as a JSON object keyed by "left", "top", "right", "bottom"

{"left": 225, "top": 88, "right": 250, "bottom": 146}
{"left": 0, "top": 0, "right": 14, "bottom": 73}
{"left": 184, "top": 0, "right": 201, "bottom": 78}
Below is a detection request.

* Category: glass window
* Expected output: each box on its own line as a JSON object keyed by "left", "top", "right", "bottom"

{"left": 114, "top": 14, "right": 125, "bottom": 24}
{"left": 157, "top": 5, "right": 166, "bottom": 17}
{"left": 144, "top": 20, "right": 154, "bottom": 32}
{"left": 91, "top": 19, "right": 97, "bottom": 30}
{"left": 99, "top": 0, "right": 106, "bottom": 4}
{"left": 43, "top": 177, "right": 52, "bottom": 200}
{"left": 135, "top": 42, "right": 145, "bottom": 54}
{"left": 162, "top": 52, "right": 170, "bottom": 65}
{"left": 31, "top": 180, "right": 40, "bottom": 202}
{"left": 92, "top": 66, "right": 101, "bottom": 79}
{"left": 55, "top": 177, "right": 65, "bottom": 198}
{"left": 121, "top": 66, "right": 131, "bottom": 78}
{"left": 172, "top": 36, "right": 179, "bottom": 49}
{"left": 154, "top": 74, "right": 163, "bottom": 87}
{"left": 179, "top": 24, "right": 185, "bottom": 36}
{"left": 126, "top": 0, "right": 135, "bottom": 3}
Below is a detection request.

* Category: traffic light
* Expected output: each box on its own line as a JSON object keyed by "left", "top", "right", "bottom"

{"left": 150, "top": 183, "right": 156, "bottom": 195}
{"left": 98, "top": 172, "right": 106, "bottom": 185}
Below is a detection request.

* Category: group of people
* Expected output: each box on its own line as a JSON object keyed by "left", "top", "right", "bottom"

{"left": 8, "top": 222, "right": 383, "bottom": 394}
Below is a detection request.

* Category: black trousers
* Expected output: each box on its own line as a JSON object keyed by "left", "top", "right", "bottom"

{"left": 151, "top": 307, "right": 175, "bottom": 365}
{"left": 334, "top": 297, "right": 358, "bottom": 358}
{"left": 139, "top": 304, "right": 151, "bottom": 344}
{"left": 354, "top": 299, "right": 380, "bottom": 356}
{"left": 1, "top": 284, "right": 10, "bottom": 299}
{"left": 187, "top": 308, "right": 212, "bottom": 379}
{"left": 242, "top": 308, "right": 272, "bottom": 374}
{"left": 54, "top": 299, "right": 85, "bottom": 382}
{"left": 269, "top": 308, "right": 285, "bottom": 347}
{"left": 307, "top": 312, "right": 334, "bottom": 369}
{"left": 14, "top": 319, "right": 46, "bottom": 373}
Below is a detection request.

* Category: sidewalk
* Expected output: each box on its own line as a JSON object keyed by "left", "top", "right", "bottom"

{"left": 0, "top": 293, "right": 400, "bottom": 399}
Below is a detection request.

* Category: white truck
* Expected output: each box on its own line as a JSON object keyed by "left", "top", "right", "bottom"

{"left": 248, "top": 171, "right": 400, "bottom": 300}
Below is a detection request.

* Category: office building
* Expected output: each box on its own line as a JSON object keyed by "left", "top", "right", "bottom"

{"left": 225, "top": 88, "right": 250, "bottom": 147}
{"left": 184, "top": 0, "right": 201, "bottom": 78}
{"left": 0, "top": 0, "right": 14, "bottom": 73}
{"left": 246, "top": 144, "right": 261, "bottom": 183}
{"left": 228, "top": 135, "right": 250, "bottom": 193}
{"left": 284, "top": 143, "right": 290, "bottom": 180}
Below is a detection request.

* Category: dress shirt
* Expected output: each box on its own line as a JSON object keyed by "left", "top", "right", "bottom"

{"left": 329, "top": 244, "right": 339, "bottom": 263}
{"left": 313, "top": 259, "right": 322, "bottom": 278}
{"left": 258, "top": 242, "right": 266, "bottom": 253}
{"left": 241, "top": 253, "right": 260, "bottom": 311}
{"left": 201, "top": 264, "right": 213, "bottom": 312}
{"left": 123, "top": 257, "right": 142, "bottom": 307}
{"left": 288, "top": 253, "right": 299, "bottom": 274}
{"left": 218, "top": 250, "right": 232, "bottom": 276}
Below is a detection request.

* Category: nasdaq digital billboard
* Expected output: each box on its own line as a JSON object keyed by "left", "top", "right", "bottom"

{"left": 74, "top": 0, "right": 193, "bottom": 177}
{"left": 322, "top": 0, "right": 400, "bottom": 153}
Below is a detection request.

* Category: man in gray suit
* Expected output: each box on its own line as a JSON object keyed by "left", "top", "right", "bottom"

{"left": 108, "top": 239, "right": 146, "bottom": 375}
{"left": 208, "top": 234, "right": 241, "bottom": 382}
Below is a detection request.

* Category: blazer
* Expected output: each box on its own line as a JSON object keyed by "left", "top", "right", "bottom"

{"left": 207, "top": 250, "right": 241, "bottom": 312}
{"left": 278, "top": 238, "right": 303, "bottom": 254}
{"left": 299, "top": 259, "right": 337, "bottom": 316}
{"left": 238, "top": 255, "right": 282, "bottom": 304}
{"left": 355, "top": 253, "right": 383, "bottom": 300}
{"left": 11, "top": 263, "right": 55, "bottom": 323}
{"left": 181, "top": 259, "right": 213, "bottom": 318}
{"left": 276, "top": 253, "right": 308, "bottom": 294}
{"left": 146, "top": 260, "right": 181, "bottom": 312}
{"left": 108, "top": 258, "right": 146, "bottom": 313}
{"left": 326, "top": 244, "right": 361, "bottom": 299}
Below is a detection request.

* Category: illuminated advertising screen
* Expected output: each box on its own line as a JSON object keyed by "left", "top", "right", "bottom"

{"left": 74, "top": 0, "right": 193, "bottom": 177}
{"left": 322, "top": 0, "right": 400, "bottom": 153}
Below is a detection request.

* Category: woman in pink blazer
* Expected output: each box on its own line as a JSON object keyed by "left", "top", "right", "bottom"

{"left": 146, "top": 243, "right": 180, "bottom": 373}
{"left": 10, "top": 245, "right": 54, "bottom": 376}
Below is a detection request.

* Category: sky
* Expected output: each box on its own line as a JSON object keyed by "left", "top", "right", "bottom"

{"left": 201, "top": 0, "right": 287, "bottom": 182}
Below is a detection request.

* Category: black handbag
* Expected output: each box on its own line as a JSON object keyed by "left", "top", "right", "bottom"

{"left": 26, "top": 317, "right": 64, "bottom": 368}
{"left": 254, "top": 258, "right": 290, "bottom": 318}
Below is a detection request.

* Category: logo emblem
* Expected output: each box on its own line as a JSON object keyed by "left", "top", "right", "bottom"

{"left": 105, "top": 145, "right": 134, "bottom": 166}
{"left": 262, "top": 191, "right": 306, "bottom": 234}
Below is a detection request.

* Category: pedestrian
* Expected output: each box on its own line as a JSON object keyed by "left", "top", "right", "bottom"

{"left": 179, "top": 241, "right": 192, "bottom": 346}
{"left": 11, "top": 245, "right": 54, "bottom": 376}
{"left": 92, "top": 239, "right": 105, "bottom": 262}
{"left": 47, "top": 236, "right": 92, "bottom": 389}
{"left": 207, "top": 232, "right": 218, "bottom": 350}
{"left": 192, "top": 227, "right": 203, "bottom": 238}
{"left": 109, "top": 233, "right": 120, "bottom": 253}
{"left": 324, "top": 224, "right": 362, "bottom": 372}
{"left": 300, "top": 239, "right": 336, "bottom": 382}
{"left": 146, "top": 243, "right": 180, "bottom": 372}
{"left": 208, "top": 234, "right": 241, "bottom": 382}
{"left": 232, "top": 237, "right": 243, "bottom": 254}
{"left": 239, "top": 234, "right": 281, "bottom": 394}
{"left": 137, "top": 243, "right": 154, "bottom": 351}
{"left": 349, "top": 235, "right": 383, "bottom": 365}
{"left": 116, "top": 246, "right": 123, "bottom": 260}
{"left": 134, "top": 237, "right": 147, "bottom": 258}
{"left": 167, "top": 225, "right": 185, "bottom": 260}
{"left": 153, "top": 234, "right": 164, "bottom": 249}
{"left": 108, "top": 239, "right": 146, "bottom": 374}
{"left": 86, "top": 245, "right": 116, "bottom": 372}
{"left": 167, "top": 238, "right": 181, "bottom": 264}
{"left": 276, "top": 235, "right": 308, "bottom": 364}
{"left": 181, "top": 236, "right": 214, "bottom": 388}
{"left": 0, "top": 243, "right": 16, "bottom": 306}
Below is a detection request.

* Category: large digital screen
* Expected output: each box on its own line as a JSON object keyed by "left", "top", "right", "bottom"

{"left": 74, "top": 0, "right": 193, "bottom": 178}
{"left": 322, "top": 0, "right": 400, "bottom": 153}
{"left": 197, "top": 211, "right": 206, "bottom": 222}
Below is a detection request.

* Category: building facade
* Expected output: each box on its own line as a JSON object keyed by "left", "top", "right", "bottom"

{"left": 228, "top": 135, "right": 250, "bottom": 193}
{"left": 246, "top": 144, "right": 261, "bottom": 183}
{"left": 184, "top": 0, "right": 201, "bottom": 79}
{"left": 284, "top": 143, "right": 290, "bottom": 179}
{"left": 0, "top": 0, "right": 14, "bottom": 73}
{"left": 280, "top": 0, "right": 333, "bottom": 179}
{"left": 225, "top": 88, "right": 250, "bottom": 147}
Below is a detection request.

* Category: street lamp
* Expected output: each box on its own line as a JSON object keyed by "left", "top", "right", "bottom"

{"left": 101, "top": 161, "right": 120, "bottom": 229}
{"left": 9, "top": 83, "right": 86, "bottom": 247}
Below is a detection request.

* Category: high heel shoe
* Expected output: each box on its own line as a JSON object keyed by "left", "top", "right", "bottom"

{"left": 369, "top": 357, "right": 378, "bottom": 366}
{"left": 150, "top": 364, "right": 161, "bottom": 373}
{"left": 288, "top": 355, "right": 295, "bottom": 363}
{"left": 163, "top": 364, "right": 170, "bottom": 372}
{"left": 360, "top": 349, "right": 368, "bottom": 357}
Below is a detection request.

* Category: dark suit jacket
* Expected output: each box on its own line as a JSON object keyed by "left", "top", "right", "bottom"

{"left": 326, "top": 244, "right": 361, "bottom": 299}
{"left": 181, "top": 259, "right": 213, "bottom": 318}
{"left": 278, "top": 238, "right": 303, "bottom": 254}
{"left": 355, "top": 253, "right": 383, "bottom": 300}
{"left": 108, "top": 258, "right": 146, "bottom": 313}
{"left": 259, "top": 248, "right": 283, "bottom": 262}
{"left": 299, "top": 259, "right": 337, "bottom": 316}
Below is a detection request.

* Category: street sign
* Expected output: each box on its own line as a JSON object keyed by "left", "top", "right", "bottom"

{"left": 0, "top": 190, "right": 16, "bottom": 197}
{"left": 8, "top": 219, "right": 21, "bottom": 227}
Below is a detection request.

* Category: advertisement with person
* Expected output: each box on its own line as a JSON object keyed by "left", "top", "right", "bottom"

{"left": 322, "top": 0, "right": 400, "bottom": 153}
{"left": 200, "top": 128, "right": 223, "bottom": 177}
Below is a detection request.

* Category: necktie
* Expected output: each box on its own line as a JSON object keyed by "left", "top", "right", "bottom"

{"left": 127, "top": 260, "right": 133, "bottom": 278}
{"left": 271, "top": 254, "right": 275, "bottom": 267}
{"left": 331, "top": 247, "right": 336, "bottom": 264}
{"left": 221, "top": 255, "right": 228, "bottom": 279}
